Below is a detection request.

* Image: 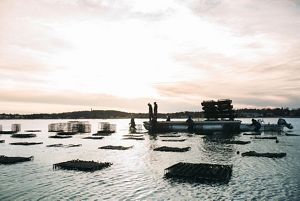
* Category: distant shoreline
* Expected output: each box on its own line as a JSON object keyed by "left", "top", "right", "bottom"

{"left": 1, "top": 107, "right": 300, "bottom": 119}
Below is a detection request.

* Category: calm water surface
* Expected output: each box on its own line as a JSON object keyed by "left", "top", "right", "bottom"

{"left": 0, "top": 118, "right": 300, "bottom": 200}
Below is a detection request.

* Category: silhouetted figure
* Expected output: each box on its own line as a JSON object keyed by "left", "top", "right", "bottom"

{"left": 148, "top": 103, "right": 153, "bottom": 122}
{"left": 250, "top": 119, "right": 261, "bottom": 132}
{"left": 166, "top": 116, "right": 171, "bottom": 121}
{"left": 186, "top": 116, "right": 194, "bottom": 133}
{"left": 130, "top": 118, "right": 136, "bottom": 128}
{"left": 277, "top": 118, "right": 293, "bottom": 129}
{"left": 153, "top": 102, "right": 158, "bottom": 121}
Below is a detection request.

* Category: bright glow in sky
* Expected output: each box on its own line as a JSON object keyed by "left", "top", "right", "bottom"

{"left": 1, "top": 0, "right": 300, "bottom": 113}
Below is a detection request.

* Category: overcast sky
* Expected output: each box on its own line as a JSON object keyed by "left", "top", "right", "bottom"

{"left": 1, "top": 0, "right": 300, "bottom": 113}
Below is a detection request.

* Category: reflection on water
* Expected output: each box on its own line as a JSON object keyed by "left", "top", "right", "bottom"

{"left": 0, "top": 118, "right": 300, "bottom": 200}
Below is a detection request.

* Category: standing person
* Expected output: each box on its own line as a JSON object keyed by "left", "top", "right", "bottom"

{"left": 148, "top": 103, "right": 153, "bottom": 122}
{"left": 129, "top": 118, "right": 136, "bottom": 133}
{"left": 129, "top": 118, "right": 136, "bottom": 128}
{"left": 153, "top": 102, "right": 158, "bottom": 121}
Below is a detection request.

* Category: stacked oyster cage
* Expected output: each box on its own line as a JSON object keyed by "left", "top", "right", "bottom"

{"left": 48, "top": 121, "right": 91, "bottom": 133}
{"left": 201, "top": 99, "right": 235, "bottom": 120}
{"left": 11, "top": 124, "right": 21, "bottom": 132}
{"left": 98, "top": 122, "right": 116, "bottom": 133}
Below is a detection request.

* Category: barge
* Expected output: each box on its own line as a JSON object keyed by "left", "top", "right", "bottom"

{"left": 144, "top": 99, "right": 241, "bottom": 134}
{"left": 143, "top": 120, "right": 241, "bottom": 134}
{"left": 144, "top": 100, "right": 293, "bottom": 134}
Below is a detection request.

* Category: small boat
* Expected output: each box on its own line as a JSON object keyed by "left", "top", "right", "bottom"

{"left": 240, "top": 118, "right": 293, "bottom": 132}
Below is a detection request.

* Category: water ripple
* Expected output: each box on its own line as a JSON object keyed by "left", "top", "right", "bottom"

{"left": 1, "top": 119, "right": 300, "bottom": 200}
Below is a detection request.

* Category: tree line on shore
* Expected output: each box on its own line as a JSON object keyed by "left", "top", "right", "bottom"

{"left": 1, "top": 107, "right": 300, "bottom": 119}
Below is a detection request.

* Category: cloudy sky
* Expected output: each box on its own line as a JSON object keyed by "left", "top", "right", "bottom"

{"left": 1, "top": 0, "right": 300, "bottom": 113}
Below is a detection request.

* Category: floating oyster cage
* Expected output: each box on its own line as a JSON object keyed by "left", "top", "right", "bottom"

{"left": 154, "top": 146, "right": 191, "bottom": 152}
{"left": 12, "top": 124, "right": 21, "bottom": 132}
{"left": 99, "top": 145, "right": 133, "bottom": 150}
{"left": 164, "top": 162, "right": 233, "bottom": 183}
{"left": 48, "top": 121, "right": 91, "bottom": 133}
{"left": 241, "top": 151, "right": 286, "bottom": 158}
{"left": 98, "top": 122, "right": 116, "bottom": 132}
{"left": 0, "top": 155, "right": 34, "bottom": 164}
{"left": 11, "top": 133, "right": 37, "bottom": 138}
{"left": 53, "top": 160, "right": 112, "bottom": 172}
{"left": 10, "top": 142, "right": 43, "bottom": 146}
{"left": 0, "top": 124, "right": 21, "bottom": 134}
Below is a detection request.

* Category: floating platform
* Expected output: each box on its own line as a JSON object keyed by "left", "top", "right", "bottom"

{"left": 122, "top": 137, "right": 145, "bottom": 140}
{"left": 47, "top": 144, "right": 82, "bottom": 148}
{"left": 10, "top": 142, "right": 43, "bottom": 146}
{"left": 46, "top": 143, "right": 63, "bottom": 147}
{"left": 123, "top": 134, "right": 144, "bottom": 137}
{"left": 164, "top": 162, "right": 233, "bottom": 183}
{"left": 206, "top": 139, "right": 251, "bottom": 145}
{"left": 252, "top": 136, "right": 277, "bottom": 140}
{"left": 153, "top": 146, "right": 191, "bottom": 152}
{"left": 96, "top": 130, "right": 115, "bottom": 134}
{"left": 11, "top": 133, "right": 37, "bottom": 138}
{"left": 0, "top": 155, "right": 33, "bottom": 164}
{"left": 162, "top": 139, "right": 186, "bottom": 142}
{"left": 144, "top": 120, "right": 241, "bottom": 134}
{"left": 0, "top": 131, "right": 17, "bottom": 134}
{"left": 82, "top": 136, "right": 104, "bottom": 140}
{"left": 92, "top": 133, "right": 112, "bottom": 136}
{"left": 159, "top": 135, "right": 181, "bottom": 138}
{"left": 285, "top": 133, "right": 300, "bottom": 136}
{"left": 99, "top": 145, "right": 133, "bottom": 150}
{"left": 222, "top": 140, "right": 250, "bottom": 145}
{"left": 53, "top": 160, "right": 112, "bottom": 172}
{"left": 241, "top": 151, "right": 286, "bottom": 158}
{"left": 66, "top": 144, "right": 81, "bottom": 147}
{"left": 243, "top": 133, "right": 261, "bottom": 136}
{"left": 57, "top": 131, "right": 78, "bottom": 136}
{"left": 49, "top": 135, "right": 72, "bottom": 139}
{"left": 25, "top": 130, "right": 41, "bottom": 132}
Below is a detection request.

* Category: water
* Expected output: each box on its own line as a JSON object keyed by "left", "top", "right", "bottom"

{"left": 0, "top": 118, "right": 299, "bottom": 200}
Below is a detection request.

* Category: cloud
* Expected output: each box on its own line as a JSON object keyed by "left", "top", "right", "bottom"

{"left": 154, "top": 0, "right": 300, "bottom": 109}
{"left": 1, "top": 0, "right": 300, "bottom": 113}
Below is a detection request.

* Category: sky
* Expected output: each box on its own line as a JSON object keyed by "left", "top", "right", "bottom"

{"left": 0, "top": 0, "right": 300, "bottom": 114}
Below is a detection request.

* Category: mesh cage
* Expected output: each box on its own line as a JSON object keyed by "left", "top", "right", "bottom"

{"left": 48, "top": 121, "right": 91, "bottom": 133}
{"left": 11, "top": 124, "right": 21, "bottom": 132}
{"left": 98, "top": 122, "right": 116, "bottom": 132}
